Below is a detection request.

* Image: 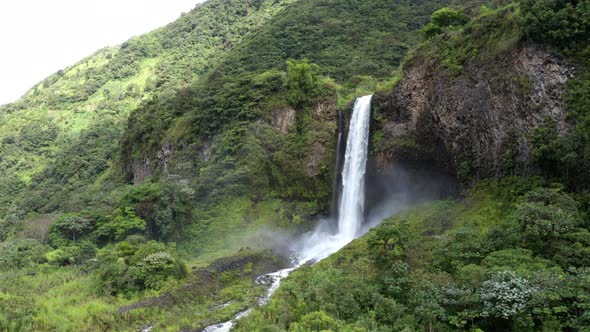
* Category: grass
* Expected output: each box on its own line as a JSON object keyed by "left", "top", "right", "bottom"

{"left": 0, "top": 247, "right": 284, "bottom": 331}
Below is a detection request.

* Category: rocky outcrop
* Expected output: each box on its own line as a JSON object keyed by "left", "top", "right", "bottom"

{"left": 374, "top": 44, "right": 573, "bottom": 180}
{"left": 131, "top": 157, "right": 152, "bottom": 185}
{"left": 270, "top": 107, "right": 296, "bottom": 134}
{"left": 130, "top": 143, "right": 176, "bottom": 185}
{"left": 304, "top": 101, "right": 338, "bottom": 177}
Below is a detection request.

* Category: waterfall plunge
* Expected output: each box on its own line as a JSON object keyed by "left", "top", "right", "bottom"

{"left": 299, "top": 95, "right": 373, "bottom": 263}
{"left": 200, "top": 95, "right": 373, "bottom": 332}
{"left": 338, "top": 95, "right": 372, "bottom": 241}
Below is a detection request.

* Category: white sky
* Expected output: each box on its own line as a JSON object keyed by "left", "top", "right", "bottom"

{"left": 0, "top": 0, "right": 204, "bottom": 106}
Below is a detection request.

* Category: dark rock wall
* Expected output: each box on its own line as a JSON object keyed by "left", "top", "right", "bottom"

{"left": 374, "top": 44, "right": 572, "bottom": 181}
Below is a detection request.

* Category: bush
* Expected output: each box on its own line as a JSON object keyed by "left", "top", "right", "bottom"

{"left": 286, "top": 59, "right": 319, "bottom": 108}
{"left": 0, "top": 238, "right": 45, "bottom": 270}
{"left": 430, "top": 7, "right": 468, "bottom": 27}
{"left": 94, "top": 207, "right": 145, "bottom": 242}
{"left": 44, "top": 241, "right": 96, "bottom": 266}
{"left": 95, "top": 240, "right": 187, "bottom": 295}
{"left": 478, "top": 271, "right": 534, "bottom": 320}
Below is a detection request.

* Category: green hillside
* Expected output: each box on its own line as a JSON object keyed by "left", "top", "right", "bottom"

{"left": 236, "top": 2, "right": 590, "bottom": 331}
{"left": 0, "top": 0, "right": 589, "bottom": 331}
{"left": 0, "top": 0, "right": 471, "bottom": 330}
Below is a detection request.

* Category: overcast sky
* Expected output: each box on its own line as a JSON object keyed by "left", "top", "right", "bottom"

{"left": 0, "top": 0, "right": 204, "bottom": 106}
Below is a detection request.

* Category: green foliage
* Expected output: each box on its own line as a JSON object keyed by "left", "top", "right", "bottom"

{"left": 434, "top": 226, "right": 490, "bottom": 272}
{"left": 294, "top": 311, "right": 342, "bottom": 331}
{"left": 478, "top": 270, "right": 534, "bottom": 319}
{"left": 95, "top": 240, "right": 187, "bottom": 295}
{"left": 521, "top": 0, "right": 590, "bottom": 48}
{"left": 286, "top": 59, "right": 319, "bottom": 108}
{"left": 0, "top": 239, "right": 45, "bottom": 270}
{"left": 421, "top": 4, "right": 522, "bottom": 74}
{"left": 421, "top": 22, "right": 444, "bottom": 39}
{"left": 514, "top": 188, "right": 590, "bottom": 267}
{"left": 367, "top": 219, "right": 416, "bottom": 267}
{"left": 94, "top": 207, "right": 145, "bottom": 242}
{"left": 238, "top": 181, "right": 590, "bottom": 331}
{"left": 2, "top": 0, "right": 590, "bottom": 330}
{"left": 153, "top": 175, "right": 194, "bottom": 240}
{"left": 44, "top": 241, "right": 96, "bottom": 266}
{"left": 432, "top": 7, "right": 469, "bottom": 27}
{"left": 49, "top": 213, "right": 94, "bottom": 245}
{"left": 520, "top": 1, "right": 590, "bottom": 192}
{"left": 422, "top": 7, "right": 469, "bottom": 38}
{"left": 218, "top": 0, "right": 454, "bottom": 82}
{"left": 531, "top": 47, "right": 590, "bottom": 190}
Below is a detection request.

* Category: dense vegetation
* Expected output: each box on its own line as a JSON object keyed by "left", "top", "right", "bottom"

{"left": 235, "top": 1, "right": 590, "bottom": 331}
{"left": 0, "top": 0, "right": 474, "bottom": 330}
{"left": 236, "top": 179, "right": 590, "bottom": 331}
{"left": 0, "top": 0, "right": 589, "bottom": 330}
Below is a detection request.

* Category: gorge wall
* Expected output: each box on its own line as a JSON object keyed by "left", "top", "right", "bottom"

{"left": 373, "top": 43, "right": 572, "bottom": 182}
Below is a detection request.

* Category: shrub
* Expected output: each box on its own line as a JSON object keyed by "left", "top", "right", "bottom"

{"left": 95, "top": 240, "right": 187, "bottom": 295}
{"left": 45, "top": 241, "right": 97, "bottom": 266}
{"left": 430, "top": 7, "right": 469, "bottom": 27}
{"left": 0, "top": 238, "right": 45, "bottom": 270}
{"left": 478, "top": 271, "right": 534, "bottom": 320}
{"left": 286, "top": 59, "right": 319, "bottom": 108}
{"left": 94, "top": 207, "right": 145, "bottom": 242}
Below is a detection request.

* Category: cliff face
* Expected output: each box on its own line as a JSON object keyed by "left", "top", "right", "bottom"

{"left": 374, "top": 44, "right": 573, "bottom": 180}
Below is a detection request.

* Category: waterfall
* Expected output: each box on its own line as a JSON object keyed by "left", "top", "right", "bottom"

{"left": 330, "top": 110, "right": 344, "bottom": 218}
{"left": 337, "top": 95, "right": 372, "bottom": 241}
{"left": 298, "top": 95, "right": 373, "bottom": 263}
{"left": 201, "top": 95, "right": 373, "bottom": 332}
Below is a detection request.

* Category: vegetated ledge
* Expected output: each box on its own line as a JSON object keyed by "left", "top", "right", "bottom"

{"left": 118, "top": 249, "right": 287, "bottom": 314}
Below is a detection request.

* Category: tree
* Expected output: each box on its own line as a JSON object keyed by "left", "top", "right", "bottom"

{"left": 286, "top": 59, "right": 319, "bottom": 108}
{"left": 409, "top": 280, "right": 446, "bottom": 332}
{"left": 422, "top": 7, "right": 468, "bottom": 38}
{"left": 295, "top": 311, "right": 341, "bottom": 331}
{"left": 514, "top": 189, "right": 581, "bottom": 257}
{"left": 434, "top": 226, "right": 490, "bottom": 272}
{"left": 22, "top": 215, "right": 54, "bottom": 244}
{"left": 367, "top": 220, "right": 416, "bottom": 268}
{"left": 49, "top": 213, "right": 93, "bottom": 245}
{"left": 94, "top": 207, "right": 145, "bottom": 242}
{"left": 521, "top": 0, "right": 590, "bottom": 47}
{"left": 478, "top": 271, "right": 534, "bottom": 321}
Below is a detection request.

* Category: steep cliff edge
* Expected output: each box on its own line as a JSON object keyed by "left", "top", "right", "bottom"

{"left": 373, "top": 6, "right": 574, "bottom": 182}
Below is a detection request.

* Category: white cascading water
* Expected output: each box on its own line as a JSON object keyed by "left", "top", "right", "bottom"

{"left": 298, "top": 94, "right": 373, "bottom": 263}
{"left": 337, "top": 95, "right": 372, "bottom": 242}
{"left": 200, "top": 95, "right": 373, "bottom": 332}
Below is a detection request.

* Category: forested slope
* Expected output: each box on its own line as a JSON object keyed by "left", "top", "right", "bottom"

{"left": 0, "top": 0, "right": 486, "bottom": 330}
{"left": 1, "top": 0, "right": 588, "bottom": 330}
{"left": 236, "top": 2, "right": 590, "bottom": 331}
